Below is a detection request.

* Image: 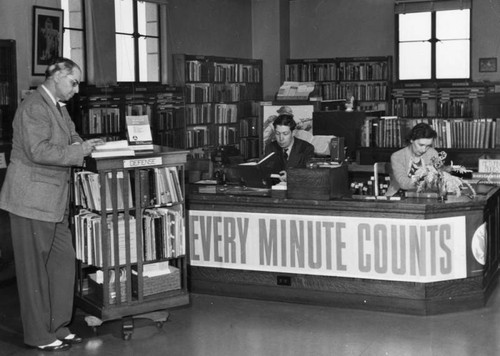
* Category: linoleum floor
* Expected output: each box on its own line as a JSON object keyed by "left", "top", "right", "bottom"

{"left": 1, "top": 211, "right": 499, "bottom": 356}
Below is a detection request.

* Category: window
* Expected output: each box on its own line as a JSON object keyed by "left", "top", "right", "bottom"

{"left": 61, "top": 0, "right": 86, "bottom": 79}
{"left": 396, "top": 1, "right": 471, "bottom": 81}
{"left": 115, "top": 0, "right": 160, "bottom": 82}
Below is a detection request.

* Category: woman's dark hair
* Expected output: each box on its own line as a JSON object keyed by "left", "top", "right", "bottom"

{"left": 44, "top": 57, "right": 81, "bottom": 79}
{"left": 272, "top": 114, "right": 296, "bottom": 131}
{"left": 407, "top": 122, "right": 437, "bottom": 143}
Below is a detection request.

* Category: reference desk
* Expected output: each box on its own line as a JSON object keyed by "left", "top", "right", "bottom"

{"left": 186, "top": 185, "right": 500, "bottom": 315}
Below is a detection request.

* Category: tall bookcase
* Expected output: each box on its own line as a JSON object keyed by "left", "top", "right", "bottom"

{"left": 0, "top": 40, "right": 17, "bottom": 143}
{"left": 285, "top": 56, "right": 392, "bottom": 113}
{"left": 72, "top": 147, "right": 189, "bottom": 338}
{"left": 72, "top": 84, "right": 185, "bottom": 148}
{"left": 173, "top": 54, "right": 263, "bottom": 159}
{"left": 357, "top": 81, "right": 496, "bottom": 168}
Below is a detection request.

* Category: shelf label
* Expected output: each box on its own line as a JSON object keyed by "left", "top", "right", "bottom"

{"left": 124, "top": 156, "right": 162, "bottom": 168}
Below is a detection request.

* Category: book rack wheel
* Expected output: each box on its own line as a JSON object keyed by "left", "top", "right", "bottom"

{"left": 84, "top": 315, "right": 103, "bottom": 335}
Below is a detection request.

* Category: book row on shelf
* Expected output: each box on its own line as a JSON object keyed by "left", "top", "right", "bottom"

{"left": 0, "top": 82, "right": 9, "bottom": 105}
{"left": 285, "top": 59, "right": 389, "bottom": 82}
{"left": 361, "top": 117, "right": 500, "bottom": 149}
{"left": 216, "top": 125, "right": 238, "bottom": 146}
{"left": 74, "top": 166, "right": 184, "bottom": 212}
{"left": 74, "top": 205, "right": 185, "bottom": 267}
{"left": 391, "top": 98, "right": 474, "bottom": 118}
{"left": 186, "top": 126, "right": 210, "bottom": 148}
{"left": 185, "top": 103, "right": 241, "bottom": 125}
{"left": 317, "top": 82, "right": 388, "bottom": 101}
{"left": 157, "top": 109, "right": 184, "bottom": 130}
{"left": 184, "top": 60, "right": 261, "bottom": 83}
{"left": 185, "top": 83, "right": 261, "bottom": 103}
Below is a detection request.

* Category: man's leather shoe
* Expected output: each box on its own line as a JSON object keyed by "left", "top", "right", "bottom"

{"left": 34, "top": 342, "right": 71, "bottom": 351}
{"left": 61, "top": 334, "right": 83, "bottom": 344}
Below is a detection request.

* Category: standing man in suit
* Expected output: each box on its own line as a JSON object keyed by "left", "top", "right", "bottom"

{"left": 264, "top": 114, "right": 315, "bottom": 182}
{"left": 0, "top": 58, "right": 102, "bottom": 351}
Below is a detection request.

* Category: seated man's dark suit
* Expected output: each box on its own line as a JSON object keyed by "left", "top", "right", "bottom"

{"left": 264, "top": 137, "right": 315, "bottom": 171}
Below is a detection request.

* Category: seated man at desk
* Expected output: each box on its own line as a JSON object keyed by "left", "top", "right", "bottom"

{"left": 386, "top": 122, "right": 439, "bottom": 196}
{"left": 264, "top": 114, "right": 315, "bottom": 182}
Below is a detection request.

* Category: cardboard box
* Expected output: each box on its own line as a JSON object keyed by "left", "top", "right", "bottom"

{"left": 287, "top": 164, "right": 349, "bottom": 200}
{"left": 132, "top": 265, "right": 181, "bottom": 297}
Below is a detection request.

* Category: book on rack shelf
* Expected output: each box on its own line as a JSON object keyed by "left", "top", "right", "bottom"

{"left": 126, "top": 115, "right": 154, "bottom": 150}
{"left": 91, "top": 140, "right": 136, "bottom": 158}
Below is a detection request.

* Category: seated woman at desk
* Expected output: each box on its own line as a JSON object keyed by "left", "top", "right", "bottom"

{"left": 386, "top": 123, "right": 439, "bottom": 196}
{"left": 264, "top": 114, "right": 315, "bottom": 181}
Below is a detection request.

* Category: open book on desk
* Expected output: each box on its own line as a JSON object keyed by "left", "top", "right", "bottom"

{"left": 237, "top": 152, "right": 282, "bottom": 188}
{"left": 91, "top": 140, "right": 135, "bottom": 158}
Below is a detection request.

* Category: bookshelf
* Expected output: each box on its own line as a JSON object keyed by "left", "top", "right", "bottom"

{"left": 73, "top": 84, "right": 185, "bottom": 148}
{"left": 72, "top": 147, "right": 189, "bottom": 339}
{"left": 0, "top": 40, "right": 17, "bottom": 143}
{"left": 284, "top": 56, "right": 392, "bottom": 113}
{"left": 357, "top": 81, "right": 497, "bottom": 168}
{"left": 173, "top": 54, "right": 263, "bottom": 158}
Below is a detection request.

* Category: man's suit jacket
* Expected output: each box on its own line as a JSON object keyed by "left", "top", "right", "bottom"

{"left": 264, "top": 137, "right": 315, "bottom": 172}
{"left": 0, "top": 86, "right": 85, "bottom": 222}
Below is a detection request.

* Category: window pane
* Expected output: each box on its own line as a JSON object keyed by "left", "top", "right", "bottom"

{"left": 116, "top": 34, "right": 135, "bottom": 81}
{"left": 436, "top": 40, "right": 470, "bottom": 79}
{"left": 61, "top": 0, "right": 83, "bottom": 29}
{"left": 63, "top": 30, "right": 85, "bottom": 76}
{"left": 399, "top": 42, "right": 431, "bottom": 80}
{"left": 138, "top": 37, "right": 159, "bottom": 82}
{"left": 138, "top": 2, "right": 159, "bottom": 36}
{"left": 115, "top": 0, "right": 134, "bottom": 33}
{"left": 399, "top": 13, "right": 431, "bottom": 41}
{"left": 437, "top": 9, "right": 470, "bottom": 40}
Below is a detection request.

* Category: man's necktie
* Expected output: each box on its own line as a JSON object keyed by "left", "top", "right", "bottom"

{"left": 283, "top": 148, "right": 289, "bottom": 160}
{"left": 56, "top": 102, "right": 63, "bottom": 116}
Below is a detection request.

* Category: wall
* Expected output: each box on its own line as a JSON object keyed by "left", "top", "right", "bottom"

{"left": 164, "top": 0, "right": 254, "bottom": 82}
{"left": 0, "top": 0, "right": 60, "bottom": 95}
{"left": 289, "top": 0, "right": 500, "bottom": 83}
{"left": 2, "top": 1, "right": 500, "bottom": 102}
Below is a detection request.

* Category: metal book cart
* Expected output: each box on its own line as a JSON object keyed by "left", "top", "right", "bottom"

{"left": 71, "top": 146, "right": 190, "bottom": 340}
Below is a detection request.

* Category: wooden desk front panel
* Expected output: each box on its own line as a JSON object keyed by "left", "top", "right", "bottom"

{"left": 186, "top": 189, "right": 500, "bottom": 315}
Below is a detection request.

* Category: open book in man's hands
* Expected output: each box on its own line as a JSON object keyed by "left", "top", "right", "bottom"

{"left": 237, "top": 152, "right": 282, "bottom": 188}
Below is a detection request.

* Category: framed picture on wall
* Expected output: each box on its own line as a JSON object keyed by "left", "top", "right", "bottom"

{"left": 32, "top": 6, "right": 64, "bottom": 76}
{"left": 479, "top": 57, "right": 497, "bottom": 73}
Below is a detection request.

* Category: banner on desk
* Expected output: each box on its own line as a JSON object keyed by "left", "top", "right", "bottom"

{"left": 188, "top": 210, "right": 467, "bottom": 283}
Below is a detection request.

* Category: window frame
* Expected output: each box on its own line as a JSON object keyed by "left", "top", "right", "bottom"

{"left": 115, "top": 0, "right": 161, "bottom": 83}
{"left": 61, "top": 0, "right": 87, "bottom": 82}
{"left": 395, "top": 7, "right": 472, "bottom": 84}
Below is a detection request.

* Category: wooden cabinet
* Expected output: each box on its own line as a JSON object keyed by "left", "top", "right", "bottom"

{"left": 285, "top": 56, "right": 392, "bottom": 113}
{"left": 173, "top": 54, "right": 263, "bottom": 157}
{"left": 72, "top": 147, "right": 189, "bottom": 338}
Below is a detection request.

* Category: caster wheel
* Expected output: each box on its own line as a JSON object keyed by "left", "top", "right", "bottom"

{"left": 122, "top": 332, "right": 132, "bottom": 341}
{"left": 156, "top": 321, "right": 164, "bottom": 328}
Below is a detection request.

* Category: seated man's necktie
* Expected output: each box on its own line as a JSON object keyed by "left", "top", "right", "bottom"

{"left": 283, "top": 148, "right": 289, "bottom": 160}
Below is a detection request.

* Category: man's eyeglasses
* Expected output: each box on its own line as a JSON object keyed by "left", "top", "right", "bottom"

{"left": 66, "top": 75, "right": 80, "bottom": 88}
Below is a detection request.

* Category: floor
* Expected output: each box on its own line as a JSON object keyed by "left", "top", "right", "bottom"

{"left": 1, "top": 211, "right": 500, "bottom": 356}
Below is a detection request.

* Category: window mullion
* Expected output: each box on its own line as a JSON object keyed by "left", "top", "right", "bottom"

{"left": 133, "top": 0, "right": 140, "bottom": 82}
{"left": 431, "top": 11, "right": 437, "bottom": 80}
